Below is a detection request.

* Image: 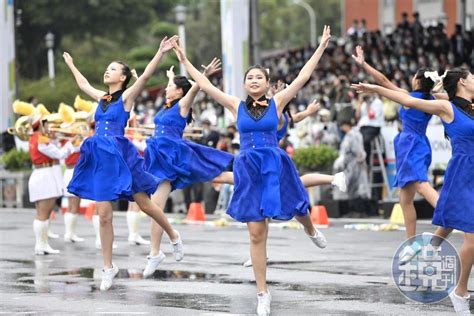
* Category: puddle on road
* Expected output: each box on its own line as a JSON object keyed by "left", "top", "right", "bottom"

{"left": 152, "top": 292, "right": 231, "bottom": 312}
{"left": 2, "top": 262, "right": 419, "bottom": 310}
{"left": 47, "top": 268, "right": 221, "bottom": 282}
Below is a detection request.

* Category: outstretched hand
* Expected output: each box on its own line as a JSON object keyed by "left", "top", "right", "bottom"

{"left": 351, "top": 82, "right": 378, "bottom": 94}
{"left": 307, "top": 99, "right": 321, "bottom": 113}
{"left": 319, "top": 25, "right": 331, "bottom": 49}
{"left": 172, "top": 40, "right": 187, "bottom": 63}
{"left": 131, "top": 69, "right": 138, "bottom": 80}
{"left": 166, "top": 65, "right": 175, "bottom": 79}
{"left": 159, "top": 35, "right": 179, "bottom": 54}
{"left": 351, "top": 45, "right": 365, "bottom": 65}
{"left": 432, "top": 80, "right": 444, "bottom": 93}
{"left": 201, "top": 58, "right": 222, "bottom": 77}
{"left": 63, "top": 52, "right": 73, "bottom": 65}
{"left": 269, "top": 80, "right": 286, "bottom": 96}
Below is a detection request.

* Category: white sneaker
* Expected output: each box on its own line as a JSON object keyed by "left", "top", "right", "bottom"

{"left": 398, "top": 242, "right": 422, "bottom": 266}
{"left": 449, "top": 289, "right": 472, "bottom": 315}
{"left": 257, "top": 291, "right": 271, "bottom": 316}
{"left": 128, "top": 233, "right": 151, "bottom": 246}
{"left": 307, "top": 229, "right": 327, "bottom": 248}
{"left": 171, "top": 230, "right": 184, "bottom": 261}
{"left": 100, "top": 264, "right": 119, "bottom": 291}
{"left": 143, "top": 251, "right": 166, "bottom": 278}
{"left": 331, "top": 172, "right": 347, "bottom": 192}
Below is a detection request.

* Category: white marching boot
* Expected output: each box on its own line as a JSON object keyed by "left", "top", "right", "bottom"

{"left": 34, "top": 219, "right": 60, "bottom": 255}
{"left": 64, "top": 212, "right": 85, "bottom": 243}
{"left": 47, "top": 219, "right": 59, "bottom": 239}
{"left": 93, "top": 215, "right": 117, "bottom": 250}
{"left": 127, "top": 211, "right": 150, "bottom": 246}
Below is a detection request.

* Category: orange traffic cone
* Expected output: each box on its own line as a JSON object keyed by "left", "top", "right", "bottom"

{"left": 310, "top": 205, "right": 329, "bottom": 228}
{"left": 60, "top": 197, "right": 68, "bottom": 215}
{"left": 49, "top": 210, "right": 57, "bottom": 220}
{"left": 78, "top": 199, "right": 88, "bottom": 215}
{"left": 186, "top": 202, "right": 206, "bottom": 222}
{"left": 85, "top": 202, "right": 96, "bottom": 221}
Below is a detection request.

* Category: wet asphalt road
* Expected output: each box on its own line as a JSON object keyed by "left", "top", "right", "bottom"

{"left": 0, "top": 209, "right": 472, "bottom": 315}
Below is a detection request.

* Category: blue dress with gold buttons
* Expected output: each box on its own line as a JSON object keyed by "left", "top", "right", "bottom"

{"left": 227, "top": 98, "right": 309, "bottom": 222}
{"left": 393, "top": 91, "right": 434, "bottom": 187}
{"left": 144, "top": 100, "right": 233, "bottom": 190}
{"left": 432, "top": 100, "right": 474, "bottom": 233}
{"left": 67, "top": 96, "right": 159, "bottom": 201}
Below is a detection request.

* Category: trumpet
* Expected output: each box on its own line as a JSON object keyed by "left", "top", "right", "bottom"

{"left": 125, "top": 126, "right": 203, "bottom": 139}
{"left": 47, "top": 121, "right": 91, "bottom": 139}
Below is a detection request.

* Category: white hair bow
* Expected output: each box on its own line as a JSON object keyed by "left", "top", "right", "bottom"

{"left": 424, "top": 70, "right": 447, "bottom": 82}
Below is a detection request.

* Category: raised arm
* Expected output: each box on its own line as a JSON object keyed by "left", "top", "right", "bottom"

{"left": 173, "top": 41, "right": 240, "bottom": 118}
{"left": 63, "top": 52, "right": 106, "bottom": 101}
{"left": 352, "top": 45, "right": 408, "bottom": 94}
{"left": 431, "top": 76, "right": 449, "bottom": 100}
{"left": 179, "top": 58, "right": 222, "bottom": 117}
{"left": 352, "top": 83, "right": 453, "bottom": 122}
{"left": 123, "top": 35, "right": 179, "bottom": 109}
{"left": 292, "top": 100, "right": 320, "bottom": 123}
{"left": 273, "top": 25, "right": 331, "bottom": 112}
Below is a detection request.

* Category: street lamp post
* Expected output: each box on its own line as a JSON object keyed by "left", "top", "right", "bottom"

{"left": 292, "top": 0, "right": 316, "bottom": 48}
{"left": 174, "top": 5, "right": 187, "bottom": 76}
{"left": 45, "top": 32, "right": 55, "bottom": 88}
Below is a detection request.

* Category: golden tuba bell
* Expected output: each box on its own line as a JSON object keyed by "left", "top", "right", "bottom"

{"left": 7, "top": 116, "right": 33, "bottom": 141}
{"left": 46, "top": 104, "right": 91, "bottom": 139}
{"left": 7, "top": 100, "right": 41, "bottom": 140}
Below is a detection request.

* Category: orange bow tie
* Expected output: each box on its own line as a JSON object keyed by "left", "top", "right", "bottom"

{"left": 102, "top": 95, "right": 113, "bottom": 102}
{"left": 253, "top": 99, "right": 268, "bottom": 107}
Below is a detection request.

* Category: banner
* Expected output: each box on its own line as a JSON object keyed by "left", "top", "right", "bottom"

{"left": 381, "top": 122, "right": 452, "bottom": 168}
{"left": 0, "top": 0, "right": 16, "bottom": 132}
{"left": 220, "top": 0, "right": 249, "bottom": 103}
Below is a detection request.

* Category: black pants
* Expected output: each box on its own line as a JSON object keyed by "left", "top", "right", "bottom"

{"left": 182, "top": 183, "right": 203, "bottom": 210}
{"left": 360, "top": 126, "right": 381, "bottom": 165}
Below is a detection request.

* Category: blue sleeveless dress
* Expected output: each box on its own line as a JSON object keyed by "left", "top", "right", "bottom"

{"left": 227, "top": 98, "right": 310, "bottom": 222}
{"left": 68, "top": 96, "right": 159, "bottom": 201}
{"left": 276, "top": 113, "right": 289, "bottom": 141}
{"left": 144, "top": 101, "right": 233, "bottom": 190}
{"left": 393, "top": 91, "right": 434, "bottom": 187}
{"left": 432, "top": 103, "right": 474, "bottom": 232}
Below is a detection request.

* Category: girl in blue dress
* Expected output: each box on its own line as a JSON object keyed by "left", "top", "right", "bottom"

{"left": 352, "top": 45, "right": 450, "bottom": 264}
{"left": 353, "top": 68, "right": 474, "bottom": 314}
{"left": 142, "top": 60, "right": 233, "bottom": 277}
{"left": 174, "top": 26, "right": 332, "bottom": 315}
{"left": 63, "top": 36, "right": 183, "bottom": 291}
{"left": 214, "top": 98, "right": 347, "bottom": 192}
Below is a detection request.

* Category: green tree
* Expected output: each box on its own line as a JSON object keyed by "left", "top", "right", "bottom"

{"left": 16, "top": 0, "right": 175, "bottom": 79}
{"left": 259, "top": 0, "right": 341, "bottom": 51}
{"left": 181, "top": 0, "right": 222, "bottom": 64}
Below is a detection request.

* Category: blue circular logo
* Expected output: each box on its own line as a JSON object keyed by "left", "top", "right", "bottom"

{"left": 392, "top": 233, "right": 461, "bottom": 303}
